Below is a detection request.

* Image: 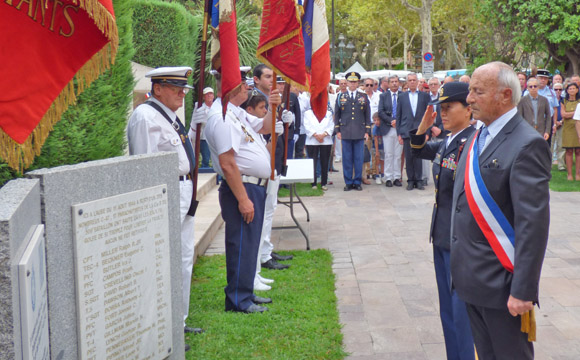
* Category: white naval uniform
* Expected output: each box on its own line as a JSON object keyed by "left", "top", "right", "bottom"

{"left": 204, "top": 98, "right": 271, "bottom": 178}
{"left": 127, "top": 96, "right": 195, "bottom": 325}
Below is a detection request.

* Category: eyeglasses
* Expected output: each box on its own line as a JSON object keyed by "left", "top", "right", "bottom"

{"left": 247, "top": 89, "right": 261, "bottom": 103}
{"left": 528, "top": 85, "right": 538, "bottom": 89}
{"left": 162, "top": 84, "right": 189, "bottom": 95}
{"left": 365, "top": 84, "right": 374, "bottom": 87}
{"left": 554, "top": 89, "right": 563, "bottom": 92}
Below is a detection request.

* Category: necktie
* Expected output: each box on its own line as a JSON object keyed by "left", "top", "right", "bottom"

{"left": 392, "top": 93, "right": 397, "bottom": 117}
{"left": 351, "top": 92, "right": 354, "bottom": 101}
{"left": 478, "top": 126, "right": 488, "bottom": 155}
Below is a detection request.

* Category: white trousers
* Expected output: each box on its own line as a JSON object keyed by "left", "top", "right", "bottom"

{"left": 334, "top": 137, "right": 342, "bottom": 160}
{"left": 256, "top": 175, "right": 279, "bottom": 277}
{"left": 179, "top": 180, "right": 195, "bottom": 325}
{"left": 382, "top": 131, "right": 402, "bottom": 181}
{"left": 422, "top": 159, "right": 430, "bottom": 181}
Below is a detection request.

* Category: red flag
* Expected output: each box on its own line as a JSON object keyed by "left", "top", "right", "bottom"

{"left": 257, "top": 0, "right": 308, "bottom": 90}
{"left": 0, "top": 0, "right": 118, "bottom": 171}
{"left": 210, "top": 0, "right": 241, "bottom": 113}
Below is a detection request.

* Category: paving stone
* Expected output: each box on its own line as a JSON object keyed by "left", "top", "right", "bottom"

{"left": 204, "top": 160, "right": 580, "bottom": 359}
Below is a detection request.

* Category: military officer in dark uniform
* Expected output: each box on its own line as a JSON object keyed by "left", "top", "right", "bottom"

{"left": 410, "top": 82, "right": 476, "bottom": 360}
{"left": 334, "top": 72, "right": 371, "bottom": 191}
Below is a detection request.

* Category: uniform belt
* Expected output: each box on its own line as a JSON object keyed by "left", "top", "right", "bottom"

{"left": 241, "top": 175, "right": 268, "bottom": 187}
{"left": 179, "top": 174, "right": 192, "bottom": 181}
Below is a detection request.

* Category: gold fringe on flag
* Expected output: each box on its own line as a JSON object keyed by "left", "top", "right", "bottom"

{"left": 0, "top": 0, "right": 118, "bottom": 173}
{"left": 521, "top": 308, "right": 537, "bottom": 342}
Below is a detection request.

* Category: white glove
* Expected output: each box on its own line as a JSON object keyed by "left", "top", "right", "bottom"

{"left": 293, "top": 134, "right": 299, "bottom": 142}
{"left": 191, "top": 107, "right": 207, "bottom": 125}
{"left": 281, "top": 110, "right": 295, "bottom": 124}
{"left": 275, "top": 121, "right": 284, "bottom": 135}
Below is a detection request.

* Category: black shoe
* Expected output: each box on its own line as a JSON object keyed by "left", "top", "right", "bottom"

{"left": 262, "top": 259, "right": 290, "bottom": 270}
{"left": 393, "top": 179, "right": 402, "bottom": 187}
{"left": 271, "top": 252, "right": 293, "bottom": 261}
{"left": 344, "top": 185, "right": 352, "bottom": 191}
{"left": 184, "top": 326, "right": 205, "bottom": 335}
{"left": 417, "top": 183, "right": 425, "bottom": 190}
{"left": 353, "top": 184, "right": 363, "bottom": 191}
{"left": 226, "top": 304, "right": 269, "bottom": 313}
{"left": 406, "top": 183, "right": 414, "bottom": 191}
{"left": 423, "top": 179, "right": 428, "bottom": 186}
{"left": 385, "top": 180, "right": 393, "bottom": 187}
{"left": 185, "top": 344, "right": 191, "bottom": 352}
{"left": 253, "top": 296, "right": 272, "bottom": 304}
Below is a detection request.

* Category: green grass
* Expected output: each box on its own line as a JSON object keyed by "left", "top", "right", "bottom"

{"left": 550, "top": 165, "right": 580, "bottom": 192}
{"left": 278, "top": 183, "right": 324, "bottom": 198}
{"left": 185, "top": 249, "right": 346, "bottom": 360}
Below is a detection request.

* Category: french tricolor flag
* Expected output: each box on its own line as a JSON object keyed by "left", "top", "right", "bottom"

{"left": 302, "top": 0, "right": 330, "bottom": 122}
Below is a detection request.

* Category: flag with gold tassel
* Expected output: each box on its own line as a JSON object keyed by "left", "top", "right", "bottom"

{"left": 257, "top": 0, "right": 309, "bottom": 91}
{"left": 0, "top": 0, "right": 118, "bottom": 172}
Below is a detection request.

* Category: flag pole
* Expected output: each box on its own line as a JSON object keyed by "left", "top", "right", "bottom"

{"left": 190, "top": 0, "right": 212, "bottom": 216}
{"left": 270, "top": 71, "right": 278, "bottom": 180}
{"left": 281, "top": 83, "right": 291, "bottom": 176}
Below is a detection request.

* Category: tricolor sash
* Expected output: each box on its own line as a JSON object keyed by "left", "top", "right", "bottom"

{"left": 464, "top": 130, "right": 515, "bottom": 272}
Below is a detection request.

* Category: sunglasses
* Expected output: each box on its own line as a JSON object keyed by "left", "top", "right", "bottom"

{"left": 365, "top": 84, "right": 374, "bottom": 87}
{"left": 247, "top": 89, "right": 261, "bottom": 103}
{"left": 554, "top": 89, "right": 563, "bottom": 91}
{"left": 528, "top": 85, "right": 538, "bottom": 89}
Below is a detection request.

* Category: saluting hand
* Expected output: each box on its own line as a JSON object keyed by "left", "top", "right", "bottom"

{"left": 417, "top": 105, "right": 437, "bottom": 135}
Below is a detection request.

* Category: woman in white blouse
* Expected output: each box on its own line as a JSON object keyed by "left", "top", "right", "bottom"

{"left": 304, "top": 103, "right": 335, "bottom": 190}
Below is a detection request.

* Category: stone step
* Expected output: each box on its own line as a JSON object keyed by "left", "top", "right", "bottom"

{"left": 193, "top": 173, "right": 222, "bottom": 263}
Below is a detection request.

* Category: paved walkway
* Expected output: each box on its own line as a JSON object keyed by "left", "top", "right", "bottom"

{"left": 206, "top": 162, "right": 580, "bottom": 360}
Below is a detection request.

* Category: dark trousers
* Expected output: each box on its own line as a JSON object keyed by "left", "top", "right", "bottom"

{"left": 403, "top": 138, "right": 422, "bottom": 184}
{"left": 219, "top": 181, "right": 266, "bottom": 311}
{"left": 288, "top": 138, "right": 295, "bottom": 159}
{"left": 433, "top": 245, "right": 475, "bottom": 360}
{"left": 306, "top": 144, "right": 331, "bottom": 186}
{"left": 200, "top": 140, "right": 211, "bottom": 168}
{"left": 465, "top": 303, "right": 533, "bottom": 360}
{"left": 294, "top": 134, "right": 306, "bottom": 158}
{"left": 342, "top": 139, "right": 364, "bottom": 185}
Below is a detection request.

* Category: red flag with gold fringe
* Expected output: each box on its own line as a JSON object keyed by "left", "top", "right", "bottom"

{"left": 257, "top": 0, "right": 308, "bottom": 90}
{"left": 0, "top": 0, "right": 118, "bottom": 171}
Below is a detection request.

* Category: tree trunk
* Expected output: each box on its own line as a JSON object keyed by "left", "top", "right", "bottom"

{"left": 403, "top": 30, "right": 408, "bottom": 71}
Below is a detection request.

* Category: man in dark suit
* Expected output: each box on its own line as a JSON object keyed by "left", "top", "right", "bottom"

{"left": 396, "top": 72, "right": 431, "bottom": 190}
{"left": 335, "top": 71, "right": 371, "bottom": 191}
{"left": 451, "top": 62, "right": 551, "bottom": 359}
{"left": 517, "top": 77, "right": 551, "bottom": 141}
{"left": 378, "top": 75, "right": 403, "bottom": 187}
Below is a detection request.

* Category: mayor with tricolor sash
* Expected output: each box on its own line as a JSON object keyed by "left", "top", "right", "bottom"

{"left": 450, "top": 62, "right": 551, "bottom": 359}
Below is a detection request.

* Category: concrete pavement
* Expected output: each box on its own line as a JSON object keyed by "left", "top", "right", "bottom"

{"left": 205, "top": 163, "right": 580, "bottom": 360}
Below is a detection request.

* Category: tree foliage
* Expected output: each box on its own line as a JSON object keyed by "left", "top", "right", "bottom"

{"left": 473, "top": 0, "right": 580, "bottom": 75}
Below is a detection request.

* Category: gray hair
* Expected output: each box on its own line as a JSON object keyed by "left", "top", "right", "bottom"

{"left": 406, "top": 72, "right": 417, "bottom": 81}
{"left": 492, "top": 62, "right": 521, "bottom": 105}
{"left": 388, "top": 75, "right": 399, "bottom": 82}
{"left": 526, "top": 77, "right": 538, "bottom": 86}
{"left": 428, "top": 77, "right": 441, "bottom": 85}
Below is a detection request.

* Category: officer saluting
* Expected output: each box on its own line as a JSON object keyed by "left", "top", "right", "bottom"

{"left": 126, "top": 66, "right": 203, "bottom": 342}
{"left": 334, "top": 72, "right": 371, "bottom": 191}
{"left": 204, "top": 67, "right": 282, "bottom": 313}
{"left": 410, "top": 82, "right": 476, "bottom": 360}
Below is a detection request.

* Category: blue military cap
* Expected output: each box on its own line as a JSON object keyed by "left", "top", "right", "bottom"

{"left": 430, "top": 82, "right": 469, "bottom": 105}
{"left": 346, "top": 72, "right": 361, "bottom": 82}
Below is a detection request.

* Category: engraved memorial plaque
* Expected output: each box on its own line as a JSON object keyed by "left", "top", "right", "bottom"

{"left": 18, "top": 225, "right": 50, "bottom": 360}
{"left": 72, "top": 186, "right": 173, "bottom": 359}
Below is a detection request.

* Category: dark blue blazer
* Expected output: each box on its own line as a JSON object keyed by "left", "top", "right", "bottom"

{"left": 396, "top": 91, "right": 431, "bottom": 139}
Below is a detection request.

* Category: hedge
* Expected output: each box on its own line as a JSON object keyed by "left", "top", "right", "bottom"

{"left": 132, "top": 0, "right": 203, "bottom": 123}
